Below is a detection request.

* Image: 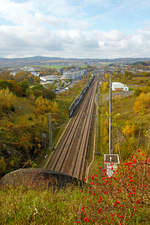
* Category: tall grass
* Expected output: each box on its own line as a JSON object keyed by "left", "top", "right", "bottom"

{"left": 0, "top": 185, "right": 86, "bottom": 225}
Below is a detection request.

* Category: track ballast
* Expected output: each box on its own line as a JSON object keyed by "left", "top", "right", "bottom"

{"left": 47, "top": 77, "right": 98, "bottom": 180}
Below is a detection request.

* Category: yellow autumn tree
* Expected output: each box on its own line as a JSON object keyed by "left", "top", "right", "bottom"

{"left": 103, "top": 119, "right": 109, "bottom": 143}
{"left": 122, "top": 122, "right": 135, "bottom": 137}
{"left": 133, "top": 92, "right": 150, "bottom": 114}
{"left": 101, "top": 82, "right": 108, "bottom": 92}
{"left": 105, "top": 73, "right": 109, "bottom": 81}
{"left": 50, "top": 101, "right": 59, "bottom": 114}
{"left": 0, "top": 88, "right": 17, "bottom": 113}
{"left": 34, "top": 96, "right": 51, "bottom": 114}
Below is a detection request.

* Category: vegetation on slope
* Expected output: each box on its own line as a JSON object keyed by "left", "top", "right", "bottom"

{"left": 99, "top": 71, "right": 150, "bottom": 162}
{"left": 0, "top": 69, "right": 150, "bottom": 224}
{"left": 0, "top": 151, "right": 150, "bottom": 225}
{"left": 0, "top": 70, "right": 90, "bottom": 177}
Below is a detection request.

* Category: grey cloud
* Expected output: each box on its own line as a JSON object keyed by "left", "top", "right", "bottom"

{"left": 1, "top": 26, "right": 150, "bottom": 58}
{"left": 0, "top": 0, "right": 150, "bottom": 58}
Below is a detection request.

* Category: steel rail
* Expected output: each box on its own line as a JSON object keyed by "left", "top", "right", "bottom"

{"left": 47, "top": 78, "right": 98, "bottom": 180}
{"left": 48, "top": 80, "right": 95, "bottom": 171}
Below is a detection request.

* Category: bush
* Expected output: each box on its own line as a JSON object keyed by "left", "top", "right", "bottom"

{"left": 19, "top": 80, "right": 30, "bottom": 97}
{"left": 42, "top": 88, "right": 56, "bottom": 100}
{"left": 101, "top": 82, "right": 108, "bottom": 92}
{"left": 133, "top": 92, "right": 150, "bottom": 114}
{"left": 10, "top": 104, "right": 15, "bottom": 112}
{"left": 0, "top": 88, "right": 17, "bottom": 114}
{"left": 134, "top": 87, "right": 150, "bottom": 97}
{"left": 32, "top": 84, "right": 56, "bottom": 100}
{"left": 134, "top": 88, "right": 142, "bottom": 96}
{"left": 34, "top": 96, "right": 51, "bottom": 114}
{"left": 77, "top": 150, "right": 150, "bottom": 224}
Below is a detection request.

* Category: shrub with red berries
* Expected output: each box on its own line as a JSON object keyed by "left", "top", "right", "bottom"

{"left": 76, "top": 150, "right": 150, "bottom": 224}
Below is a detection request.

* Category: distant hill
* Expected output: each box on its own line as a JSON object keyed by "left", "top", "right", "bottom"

{"left": 132, "top": 60, "right": 150, "bottom": 66}
{"left": 1, "top": 56, "right": 150, "bottom": 68}
{"left": 0, "top": 56, "right": 66, "bottom": 67}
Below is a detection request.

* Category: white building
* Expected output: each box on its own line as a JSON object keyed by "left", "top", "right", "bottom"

{"left": 30, "top": 71, "right": 40, "bottom": 76}
{"left": 61, "top": 70, "right": 86, "bottom": 80}
{"left": 40, "top": 75, "right": 58, "bottom": 85}
{"left": 10, "top": 71, "right": 17, "bottom": 76}
{"left": 112, "top": 82, "right": 129, "bottom": 91}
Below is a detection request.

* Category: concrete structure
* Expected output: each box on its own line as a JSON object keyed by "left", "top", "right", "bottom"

{"left": 112, "top": 82, "right": 129, "bottom": 91}
{"left": 21, "top": 66, "right": 40, "bottom": 76}
{"left": 40, "top": 75, "right": 58, "bottom": 85}
{"left": 30, "top": 71, "right": 40, "bottom": 76}
{"left": 61, "top": 70, "right": 87, "bottom": 80}
{"left": 104, "top": 154, "right": 120, "bottom": 177}
{"left": 10, "top": 71, "right": 17, "bottom": 76}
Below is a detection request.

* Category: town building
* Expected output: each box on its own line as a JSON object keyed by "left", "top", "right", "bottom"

{"left": 40, "top": 75, "right": 58, "bottom": 85}
{"left": 61, "top": 70, "right": 87, "bottom": 80}
{"left": 112, "top": 82, "right": 129, "bottom": 91}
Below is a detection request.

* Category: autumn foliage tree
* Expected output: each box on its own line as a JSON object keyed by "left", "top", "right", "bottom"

{"left": 0, "top": 80, "right": 30, "bottom": 97}
{"left": 14, "top": 71, "right": 34, "bottom": 83}
{"left": 133, "top": 92, "right": 150, "bottom": 114}
{"left": 0, "top": 80, "right": 22, "bottom": 96}
{"left": 34, "top": 96, "right": 52, "bottom": 115}
{"left": 101, "top": 82, "right": 108, "bottom": 92}
{"left": 0, "top": 70, "right": 14, "bottom": 80}
{"left": 31, "top": 84, "right": 56, "bottom": 100}
{"left": 122, "top": 121, "right": 135, "bottom": 137}
{"left": 0, "top": 88, "right": 17, "bottom": 114}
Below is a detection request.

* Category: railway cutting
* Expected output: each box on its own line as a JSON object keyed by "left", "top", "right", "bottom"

{"left": 46, "top": 76, "right": 98, "bottom": 181}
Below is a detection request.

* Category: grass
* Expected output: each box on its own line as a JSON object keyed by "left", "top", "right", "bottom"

{"left": 113, "top": 95, "right": 135, "bottom": 121}
{"left": 41, "top": 65, "right": 65, "bottom": 69}
{"left": 0, "top": 185, "right": 86, "bottom": 225}
{"left": 34, "top": 64, "right": 88, "bottom": 70}
{"left": 1, "top": 153, "right": 150, "bottom": 225}
{"left": 33, "top": 64, "right": 65, "bottom": 69}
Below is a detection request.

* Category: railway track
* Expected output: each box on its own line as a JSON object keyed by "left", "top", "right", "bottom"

{"left": 47, "top": 77, "right": 98, "bottom": 180}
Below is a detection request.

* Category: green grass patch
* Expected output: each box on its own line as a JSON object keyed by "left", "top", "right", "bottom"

{"left": 0, "top": 185, "right": 87, "bottom": 225}
{"left": 34, "top": 65, "right": 65, "bottom": 69}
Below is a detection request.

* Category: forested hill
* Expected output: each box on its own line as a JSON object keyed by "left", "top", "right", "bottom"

{"left": 1, "top": 56, "right": 150, "bottom": 67}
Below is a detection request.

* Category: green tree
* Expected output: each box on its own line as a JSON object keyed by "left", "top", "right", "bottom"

{"left": 43, "top": 88, "right": 56, "bottom": 100}
{"left": 0, "top": 80, "right": 13, "bottom": 91}
{"left": 19, "top": 80, "right": 29, "bottom": 96}
{"left": 32, "top": 84, "right": 56, "bottom": 100}
{"left": 31, "top": 84, "right": 43, "bottom": 97}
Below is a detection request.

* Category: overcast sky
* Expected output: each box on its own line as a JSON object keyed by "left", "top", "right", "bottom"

{"left": 1, "top": 0, "right": 150, "bottom": 58}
